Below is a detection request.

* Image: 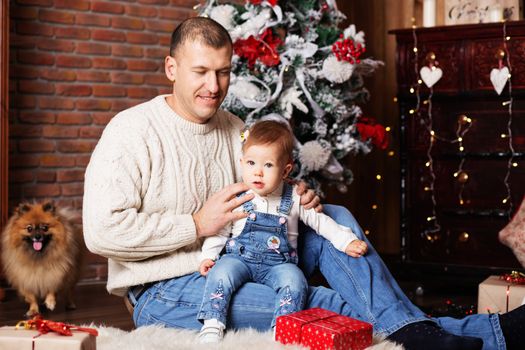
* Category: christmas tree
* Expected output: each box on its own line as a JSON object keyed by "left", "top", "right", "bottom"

{"left": 200, "top": 0, "right": 387, "bottom": 194}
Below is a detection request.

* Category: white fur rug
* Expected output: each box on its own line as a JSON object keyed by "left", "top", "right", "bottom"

{"left": 94, "top": 325, "right": 403, "bottom": 350}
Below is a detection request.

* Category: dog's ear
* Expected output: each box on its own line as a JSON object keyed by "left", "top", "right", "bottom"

{"left": 15, "top": 203, "right": 31, "bottom": 215}
{"left": 42, "top": 201, "right": 56, "bottom": 214}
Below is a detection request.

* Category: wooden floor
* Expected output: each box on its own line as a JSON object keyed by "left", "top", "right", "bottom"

{"left": 0, "top": 282, "right": 135, "bottom": 331}
{"left": 0, "top": 275, "right": 479, "bottom": 331}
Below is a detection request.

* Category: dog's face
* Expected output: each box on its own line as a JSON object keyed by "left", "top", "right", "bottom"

{"left": 7, "top": 202, "right": 67, "bottom": 256}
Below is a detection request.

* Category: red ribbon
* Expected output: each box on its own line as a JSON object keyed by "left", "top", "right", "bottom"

{"left": 16, "top": 314, "right": 98, "bottom": 337}
{"left": 499, "top": 271, "right": 525, "bottom": 285}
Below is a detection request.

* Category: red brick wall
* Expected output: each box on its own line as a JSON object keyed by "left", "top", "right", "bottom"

{"left": 8, "top": 0, "right": 197, "bottom": 281}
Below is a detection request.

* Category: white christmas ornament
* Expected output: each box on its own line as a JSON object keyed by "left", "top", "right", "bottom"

{"left": 420, "top": 66, "right": 443, "bottom": 88}
{"left": 490, "top": 66, "right": 510, "bottom": 95}
{"left": 278, "top": 87, "right": 309, "bottom": 119}
{"left": 229, "top": 79, "right": 266, "bottom": 109}
{"left": 298, "top": 141, "right": 331, "bottom": 171}
{"left": 321, "top": 56, "right": 354, "bottom": 83}
{"left": 209, "top": 5, "right": 237, "bottom": 31}
{"left": 343, "top": 24, "right": 365, "bottom": 46}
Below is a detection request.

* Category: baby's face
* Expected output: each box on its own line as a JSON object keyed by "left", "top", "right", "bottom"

{"left": 240, "top": 143, "right": 292, "bottom": 196}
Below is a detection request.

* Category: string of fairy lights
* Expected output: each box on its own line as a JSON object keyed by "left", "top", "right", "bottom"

{"left": 500, "top": 21, "right": 517, "bottom": 215}
{"left": 407, "top": 19, "right": 517, "bottom": 243}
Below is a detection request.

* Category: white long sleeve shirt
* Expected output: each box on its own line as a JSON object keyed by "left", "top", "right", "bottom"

{"left": 200, "top": 183, "right": 357, "bottom": 261}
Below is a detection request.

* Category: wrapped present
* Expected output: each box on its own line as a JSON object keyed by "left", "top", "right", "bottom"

{"left": 0, "top": 316, "right": 97, "bottom": 350}
{"left": 275, "top": 308, "right": 372, "bottom": 350}
{"left": 477, "top": 274, "right": 525, "bottom": 314}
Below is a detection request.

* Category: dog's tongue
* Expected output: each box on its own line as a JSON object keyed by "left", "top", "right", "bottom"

{"left": 33, "top": 241, "right": 43, "bottom": 251}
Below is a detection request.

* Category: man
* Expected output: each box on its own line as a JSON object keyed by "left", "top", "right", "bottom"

{"left": 84, "top": 17, "right": 523, "bottom": 350}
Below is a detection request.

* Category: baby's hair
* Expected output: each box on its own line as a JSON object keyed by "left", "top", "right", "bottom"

{"left": 243, "top": 120, "right": 294, "bottom": 162}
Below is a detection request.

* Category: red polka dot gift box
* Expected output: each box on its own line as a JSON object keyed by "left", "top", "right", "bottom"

{"left": 275, "top": 308, "right": 372, "bottom": 350}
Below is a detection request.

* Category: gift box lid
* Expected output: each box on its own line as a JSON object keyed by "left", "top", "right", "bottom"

{"left": 0, "top": 326, "right": 96, "bottom": 350}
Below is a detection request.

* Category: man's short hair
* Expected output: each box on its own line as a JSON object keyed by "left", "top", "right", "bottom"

{"left": 170, "top": 17, "right": 232, "bottom": 57}
{"left": 243, "top": 120, "right": 294, "bottom": 163}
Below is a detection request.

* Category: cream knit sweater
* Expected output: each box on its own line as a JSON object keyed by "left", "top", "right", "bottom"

{"left": 83, "top": 95, "right": 244, "bottom": 296}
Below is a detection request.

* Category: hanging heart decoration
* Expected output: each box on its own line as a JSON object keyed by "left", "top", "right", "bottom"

{"left": 420, "top": 66, "right": 443, "bottom": 88}
{"left": 490, "top": 66, "right": 509, "bottom": 95}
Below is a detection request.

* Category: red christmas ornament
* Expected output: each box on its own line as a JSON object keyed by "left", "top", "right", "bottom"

{"left": 234, "top": 28, "right": 282, "bottom": 69}
{"left": 248, "top": 0, "right": 278, "bottom": 6}
{"left": 356, "top": 117, "right": 389, "bottom": 150}
{"left": 331, "top": 37, "right": 366, "bottom": 64}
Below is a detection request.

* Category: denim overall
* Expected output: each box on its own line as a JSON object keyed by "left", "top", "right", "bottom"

{"left": 197, "top": 183, "right": 308, "bottom": 327}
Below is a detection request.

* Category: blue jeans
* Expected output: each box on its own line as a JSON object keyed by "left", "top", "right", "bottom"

{"left": 133, "top": 205, "right": 505, "bottom": 350}
{"left": 197, "top": 255, "right": 307, "bottom": 326}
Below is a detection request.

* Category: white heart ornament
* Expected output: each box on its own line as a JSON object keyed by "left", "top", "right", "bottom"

{"left": 490, "top": 66, "right": 509, "bottom": 95}
{"left": 420, "top": 66, "right": 443, "bottom": 88}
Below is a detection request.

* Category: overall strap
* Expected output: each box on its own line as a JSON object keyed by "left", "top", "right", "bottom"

{"left": 239, "top": 192, "right": 255, "bottom": 215}
{"left": 277, "top": 183, "right": 294, "bottom": 215}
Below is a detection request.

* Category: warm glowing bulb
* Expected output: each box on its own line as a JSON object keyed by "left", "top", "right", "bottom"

{"left": 508, "top": 74, "right": 512, "bottom": 78}
{"left": 502, "top": 198, "right": 508, "bottom": 204}
{"left": 430, "top": 130, "right": 435, "bottom": 136}
{"left": 459, "top": 146, "right": 464, "bottom": 152}
{"left": 364, "top": 230, "right": 370, "bottom": 235}
{"left": 418, "top": 79, "right": 423, "bottom": 84}
{"left": 410, "top": 88, "right": 415, "bottom": 93}
{"left": 458, "top": 137, "right": 463, "bottom": 142}
{"left": 393, "top": 97, "right": 398, "bottom": 102}
{"left": 453, "top": 172, "right": 459, "bottom": 177}
{"left": 467, "top": 118, "right": 472, "bottom": 123}
{"left": 506, "top": 36, "right": 511, "bottom": 41}
{"left": 376, "top": 175, "right": 382, "bottom": 180}
{"left": 501, "top": 134, "right": 507, "bottom": 138}
{"left": 372, "top": 204, "right": 378, "bottom": 210}
{"left": 388, "top": 151, "right": 395, "bottom": 156}
{"left": 502, "top": 101, "right": 511, "bottom": 106}
{"left": 512, "top": 162, "right": 518, "bottom": 167}
{"left": 413, "top": 47, "right": 418, "bottom": 53}
{"left": 409, "top": 109, "right": 415, "bottom": 114}
{"left": 426, "top": 216, "right": 435, "bottom": 221}
{"left": 425, "top": 161, "right": 431, "bottom": 167}
{"left": 424, "top": 186, "right": 430, "bottom": 191}
{"left": 460, "top": 199, "right": 464, "bottom": 205}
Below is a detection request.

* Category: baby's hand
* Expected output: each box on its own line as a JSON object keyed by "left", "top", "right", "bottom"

{"left": 199, "top": 259, "right": 215, "bottom": 276}
{"left": 345, "top": 239, "right": 368, "bottom": 258}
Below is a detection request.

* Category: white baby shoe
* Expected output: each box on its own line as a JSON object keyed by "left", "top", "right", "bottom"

{"left": 198, "top": 319, "right": 225, "bottom": 344}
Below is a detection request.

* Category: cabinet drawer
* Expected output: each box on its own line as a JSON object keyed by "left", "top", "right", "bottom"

{"left": 408, "top": 158, "right": 525, "bottom": 210}
{"left": 405, "top": 98, "right": 525, "bottom": 153}
{"left": 468, "top": 38, "right": 525, "bottom": 92}
{"left": 407, "top": 214, "right": 520, "bottom": 268}
{"left": 397, "top": 41, "right": 463, "bottom": 94}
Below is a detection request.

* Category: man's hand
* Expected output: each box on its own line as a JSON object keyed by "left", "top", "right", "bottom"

{"left": 345, "top": 239, "right": 368, "bottom": 258}
{"left": 295, "top": 181, "right": 323, "bottom": 212}
{"left": 199, "top": 259, "right": 215, "bottom": 276}
{"left": 192, "top": 182, "right": 254, "bottom": 238}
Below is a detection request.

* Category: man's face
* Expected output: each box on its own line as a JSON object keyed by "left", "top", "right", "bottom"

{"left": 241, "top": 143, "right": 293, "bottom": 197}
{"left": 165, "top": 40, "right": 232, "bottom": 124}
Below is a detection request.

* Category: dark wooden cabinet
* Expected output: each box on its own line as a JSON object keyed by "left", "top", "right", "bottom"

{"left": 391, "top": 22, "right": 525, "bottom": 273}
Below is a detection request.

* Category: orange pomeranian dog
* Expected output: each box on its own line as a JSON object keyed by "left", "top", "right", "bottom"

{"left": 1, "top": 201, "right": 83, "bottom": 316}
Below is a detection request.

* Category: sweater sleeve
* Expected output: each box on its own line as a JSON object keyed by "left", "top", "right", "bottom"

{"left": 82, "top": 115, "right": 197, "bottom": 262}
{"left": 200, "top": 226, "right": 230, "bottom": 261}
{"left": 296, "top": 192, "right": 357, "bottom": 252}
